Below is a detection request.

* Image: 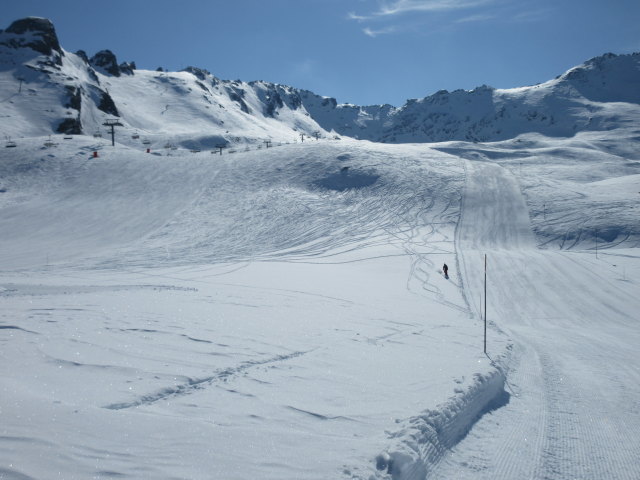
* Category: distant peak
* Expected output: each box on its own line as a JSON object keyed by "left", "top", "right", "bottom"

{"left": 90, "top": 49, "right": 121, "bottom": 76}
{"left": 2, "top": 16, "right": 62, "bottom": 56}
{"left": 182, "top": 66, "right": 211, "bottom": 80}
{"left": 6, "top": 16, "right": 55, "bottom": 35}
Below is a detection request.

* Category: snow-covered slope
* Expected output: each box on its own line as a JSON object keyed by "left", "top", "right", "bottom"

{"left": 361, "top": 52, "right": 640, "bottom": 143}
{"left": 1, "top": 127, "right": 639, "bottom": 480}
{"left": 0, "top": 18, "right": 328, "bottom": 149}
{"left": 0, "top": 135, "right": 505, "bottom": 480}
{"left": 1, "top": 17, "right": 639, "bottom": 146}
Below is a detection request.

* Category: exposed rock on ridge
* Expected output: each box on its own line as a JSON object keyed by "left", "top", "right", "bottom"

{"left": 1, "top": 17, "right": 62, "bottom": 56}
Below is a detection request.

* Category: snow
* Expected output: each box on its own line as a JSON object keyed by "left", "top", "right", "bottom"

{"left": 1, "top": 22, "right": 640, "bottom": 480}
{"left": 2, "top": 126, "right": 638, "bottom": 479}
{"left": 0, "top": 137, "right": 500, "bottom": 479}
{"left": 432, "top": 163, "right": 640, "bottom": 479}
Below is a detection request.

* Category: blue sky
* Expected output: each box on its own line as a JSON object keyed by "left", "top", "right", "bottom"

{"left": 3, "top": 0, "right": 639, "bottom": 106}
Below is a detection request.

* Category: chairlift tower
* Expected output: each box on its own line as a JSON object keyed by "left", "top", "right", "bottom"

{"left": 102, "top": 119, "right": 123, "bottom": 146}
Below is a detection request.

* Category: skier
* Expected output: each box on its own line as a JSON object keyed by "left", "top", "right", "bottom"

{"left": 443, "top": 263, "right": 449, "bottom": 278}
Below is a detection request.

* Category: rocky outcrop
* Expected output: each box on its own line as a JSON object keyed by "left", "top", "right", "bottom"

{"left": 1, "top": 17, "right": 62, "bottom": 56}
{"left": 64, "top": 85, "right": 82, "bottom": 110}
{"left": 90, "top": 50, "right": 122, "bottom": 76}
{"left": 226, "top": 84, "right": 251, "bottom": 114}
{"left": 182, "top": 66, "right": 210, "bottom": 81}
{"left": 76, "top": 49, "right": 89, "bottom": 63}
{"left": 97, "top": 90, "right": 119, "bottom": 116}
{"left": 56, "top": 117, "right": 82, "bottom": 134}
{"left": 119, "top": 61, "right": 136, "bottom": 75}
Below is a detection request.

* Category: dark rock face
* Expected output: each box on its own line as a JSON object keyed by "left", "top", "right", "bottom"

{"left": 119, "top": 61, "right": 136, "bottom": 75}
{"left": 90, "top": 50, "right": 121, "bottom": 76}
{"left": 56, "top": 117, "right": 82, "bottom": 134}
{"left": 274, "top": 86, "right": 302, "bottom": 110}
{"left": 182, "top": 66, "right": 210, "bottom": 81}
{"left": 59, "top": 85, "right": 83, "bottom": 134}
{"left": 97, "top": 90, "right": 119, "bottom": 116}
{"left": 64, "top": 85, "right": 82, "bottom": 110}
{"left": 226, "top": 85, "right": 251, "bottom": 114}
{"left": 248, "top": 82, "right": 292, "bottom": 117}
{"left": 263, "top": 89, "right": 284, "bottom": 117}
{"left": 2, "top": 17, "right": 62, "bottom": 56}
{"left": 321, "top": 97, "right": 337, "bottom": 109}
{"left": 76, "top": 50, "right": 89, "bottom": 63}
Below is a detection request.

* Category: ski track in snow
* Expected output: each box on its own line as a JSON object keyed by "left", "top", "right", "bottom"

{"left": 104, "top": 350, "right": 309, "bottom": 410}
{"left": 431, "top": 160, "right": 640, "bottom": 480}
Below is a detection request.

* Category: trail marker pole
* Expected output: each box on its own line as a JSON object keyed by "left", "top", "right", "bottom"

{"left": 484, "top": 254, "right": 487, "bottom": 354}
{"left": 595, "top": 228, "right": 598, "bottom": 259}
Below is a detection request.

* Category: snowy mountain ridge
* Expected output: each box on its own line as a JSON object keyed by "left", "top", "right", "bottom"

{"left": 1, "top": 16, "right": 640, "bottom": 148}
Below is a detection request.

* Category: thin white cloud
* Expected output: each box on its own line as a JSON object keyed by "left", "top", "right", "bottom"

{"left": 347, "top": 11, "right": 371, "bottom": 21}
{"left": 363, "top": 26, "right": 397, "bottom": 37}
{"left": 349, "top": 0, "right": 501, "bottom": 37}
{"left": 455, "top": 13, "right": 495, "bottom": 23}
{"left": 374, "top": 0, "right": 496, "bottom": 16}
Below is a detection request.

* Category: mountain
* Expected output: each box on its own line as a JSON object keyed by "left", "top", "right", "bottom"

{"left": 1, "top": 17, "right": 639, "bottom": 147}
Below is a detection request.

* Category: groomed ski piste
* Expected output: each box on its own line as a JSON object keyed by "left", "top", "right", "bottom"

{"left": 1, "top": 125, "right": 639, "bottom": 479}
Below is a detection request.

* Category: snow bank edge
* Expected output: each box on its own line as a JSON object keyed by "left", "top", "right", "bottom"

{"left": 375, "top": 367, "right": 509, "bottom": 480}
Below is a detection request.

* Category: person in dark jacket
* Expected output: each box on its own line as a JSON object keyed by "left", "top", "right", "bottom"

{"left": 443, "top": 263, "right": 449, "bottom": 277}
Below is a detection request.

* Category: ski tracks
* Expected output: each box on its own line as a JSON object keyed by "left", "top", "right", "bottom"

{"left": 531, "top": 330, "right": 640, "bottom": 480}
{"left": 433, "top": 159, "right": 640, "bottom": 479}
{"left": 431, "top": 342, "right": 548, "bottom": 479}
{"left": 103, "top": 350, "right": 309, "bottom": 410}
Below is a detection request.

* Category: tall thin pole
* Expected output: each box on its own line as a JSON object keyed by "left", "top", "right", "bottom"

{"left": 484, "top": 254, "right": 487, "bottom": 354}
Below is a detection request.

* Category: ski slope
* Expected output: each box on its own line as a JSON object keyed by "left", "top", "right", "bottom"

{"left": 434, "top": 149, "right": 640, "bottom": 479}
{"left": 0, "top": 129, "right": 639, "bottom": 480}
{"left": 0, "top": 136, "right": 499, "bottom": 480}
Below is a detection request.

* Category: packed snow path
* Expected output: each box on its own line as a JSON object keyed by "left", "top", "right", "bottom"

{"left": 442, "top": 160, "right": 640, "bottom": 479}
